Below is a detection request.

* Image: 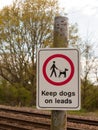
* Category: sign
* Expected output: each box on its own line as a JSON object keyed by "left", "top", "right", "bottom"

{"left": 37, "top": 48, "right": 80, "bottom": 110}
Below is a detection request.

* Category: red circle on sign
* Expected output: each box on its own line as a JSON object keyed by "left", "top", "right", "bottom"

{"left": 42, "top": 54, "right": 74, "bottom": 86}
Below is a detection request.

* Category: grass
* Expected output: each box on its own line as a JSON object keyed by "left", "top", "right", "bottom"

{"left": 68, "top": 109, "right": 98, "bottom": 118}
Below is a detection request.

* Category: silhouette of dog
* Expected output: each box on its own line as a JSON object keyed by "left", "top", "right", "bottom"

{"left": 58, "top": 68, "right": 68, "bottom": 78}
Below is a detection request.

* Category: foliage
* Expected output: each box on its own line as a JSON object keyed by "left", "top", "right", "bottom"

{"left": 69, "top": 23, "right": 81, "bottom": 46}
{"left": 0, "top": 0, "right": 59, "bottom": 85}
{"left": 0, "top": 79, "right": 32, "bottom": 106}
{"left": 0, "top": 0, "right": 59, "bottom": 105}
{"left": 81, "top": 80, "right": 98, "bottom": 111}
{"left": 80, "top": 41, "right": 98, "bottom": 111}
{"left": 70, "top": 33, "right": 98, "bottom": 111}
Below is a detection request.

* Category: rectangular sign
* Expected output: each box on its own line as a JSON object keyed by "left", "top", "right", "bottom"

{"left": 37, "top": 48, "right": 80, "bottom": 110}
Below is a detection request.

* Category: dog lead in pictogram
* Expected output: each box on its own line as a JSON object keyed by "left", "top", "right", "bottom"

{"left": 50, "top": 61, "right": 68, "bottom": 78}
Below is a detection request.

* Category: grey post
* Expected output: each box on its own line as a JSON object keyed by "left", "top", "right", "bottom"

{"left": 51, "top": 16, "right": 68, "bottom": 130}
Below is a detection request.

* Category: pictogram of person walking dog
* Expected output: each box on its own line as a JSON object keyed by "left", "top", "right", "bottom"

{"left": 50, "top": 61, "right": 68, "bottom": 78}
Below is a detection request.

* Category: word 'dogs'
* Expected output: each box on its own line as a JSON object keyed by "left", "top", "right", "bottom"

{"left": 41, "top": 90, "right": 75, "bottom": 98}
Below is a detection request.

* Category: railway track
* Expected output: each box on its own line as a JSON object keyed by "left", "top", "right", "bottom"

{"left": 0, "top": 106, "right": 98, "bottom": 130}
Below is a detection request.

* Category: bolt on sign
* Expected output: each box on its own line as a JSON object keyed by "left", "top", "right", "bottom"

{"left": 37, "top": 48, "right": 81, "bottom": 110}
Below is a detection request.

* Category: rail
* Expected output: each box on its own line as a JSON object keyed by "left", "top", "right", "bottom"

{"left": 0, "top": 106, "right": 98, "bottom": 130}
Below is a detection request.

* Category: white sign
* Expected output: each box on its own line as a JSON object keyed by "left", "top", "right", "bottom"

{"left": 37, "top": 48, "right": 80, "bottom": 110}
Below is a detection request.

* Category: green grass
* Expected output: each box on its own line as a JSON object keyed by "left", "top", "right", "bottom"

{"left": 68, "top": 109, "right": 98, "bottom": 117}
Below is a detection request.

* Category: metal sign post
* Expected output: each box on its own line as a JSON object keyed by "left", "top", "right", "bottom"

{"left": 51, "top": 16, "right": 68, "bottom": 130}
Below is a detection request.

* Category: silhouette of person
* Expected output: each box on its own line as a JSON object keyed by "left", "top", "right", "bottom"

{"left": 50, "top": 61, "right": 58, "bottom": 77}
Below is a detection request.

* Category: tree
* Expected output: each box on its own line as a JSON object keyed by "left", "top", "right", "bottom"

{"left": 80, "top": 41, "right": 98, "bottom": 109}
{"left": 0, "top": 0, "right": 60, "bottom": 105}
{"left": 2, "top": 1, "right": 97, "bottom": 109}
{"left": 0, "top": 0, "right": 59, "bottom": 86}
{"left": 0, "top": 78, "right": 32, "bottom": 106}
{"left": 69, "top": 23, "right": 81, "bottom": 46}
{"left": 68, "top": 25, "right": 98, "bottom": 110}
